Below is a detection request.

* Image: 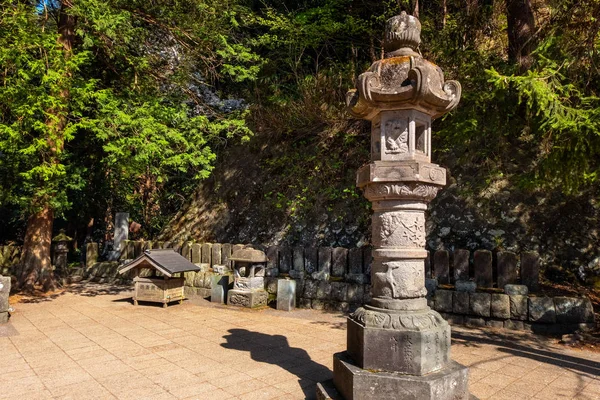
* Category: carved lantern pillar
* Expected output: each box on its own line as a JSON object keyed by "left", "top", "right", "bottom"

{"left": 317, "top": 12, "right": 470, "bottom": 400}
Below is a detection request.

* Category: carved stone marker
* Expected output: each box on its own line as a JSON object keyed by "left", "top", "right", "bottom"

{"left": 227, "top": 248, "right": 268, "bottom": 308}
{"left": 317, "top": 12, "right": 469, "bottom": 400}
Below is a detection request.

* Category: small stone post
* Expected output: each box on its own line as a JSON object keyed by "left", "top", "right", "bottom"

{"left": 318, "top": 12, "right": 469, "bottom": 399}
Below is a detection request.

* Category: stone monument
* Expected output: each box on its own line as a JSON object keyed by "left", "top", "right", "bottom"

{"left": 317, "top": 12, "right": 470, "bottom": 400}
{"left": 108, "top": 212, "right": 129, "bottom": 261}
{"left": 227, "top": 248, "right": 268, "bottom": 308}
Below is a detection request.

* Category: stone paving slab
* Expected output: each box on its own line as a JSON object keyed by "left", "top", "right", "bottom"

{"left": 1, "top": 283, "right": 598, "bottom": 400}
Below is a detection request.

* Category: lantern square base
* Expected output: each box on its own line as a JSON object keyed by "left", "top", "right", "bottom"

{"left": 324, "top": 352, "right": 470, "bottom": 400}
{"left": 227, "top": 289, "right": 268, "bottom": 308}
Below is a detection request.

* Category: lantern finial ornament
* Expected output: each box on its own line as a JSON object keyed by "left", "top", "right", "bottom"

{"left": 384, "top": 11, "right": 421, "bottom": 56}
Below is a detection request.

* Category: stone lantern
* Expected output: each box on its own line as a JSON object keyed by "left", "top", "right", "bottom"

{"left": 52, "top": 229, "right": 73, "bottom": 275}
{"left": 227, "top": 248, "right": 268, "bottom": 308}
{"left": 318, "top": 12, "right": 469, "bottom": 400}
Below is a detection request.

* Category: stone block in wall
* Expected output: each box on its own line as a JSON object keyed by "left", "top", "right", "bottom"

{"left": 521, "top": 251, "right": 540, "bottom": 292}
{"left": 295, "top": 279, "right": 305, "bottom": 300}
{"left": 348, "top": 248, "right": 363, "bottom": 274}
{"left": 316, "top": 281, "right": 332, "bottom": 300}
{"left": 299, "top": 298, "right": 311, "bottom": 309}
{"left": 486, "top": 319, "right": 504, "bottom": 329}
{"left": 433, "top": 250, "right": 450, "bottom": 284}
{"left": 303, "top": 280, "right": 318, "bottom": 299}
{"left": 491, "top": 294, "right": 510, "bottom": 319}
{"left": 194, "top": 272, "right": 206, "bottom": 288}
{"left": 331, "top": 282, "right": 348, "bottom": 302}
{"left": 465, "top": 317, "right": 486, "bottom": 328}
{"left": 266, "top": 268, "right": 278, "bottom": 277}
{"left": 266, "top": 246, "right": 278, "bottom": 270}
{"left": 86, "top": 243, "right": 99, "bottom": 269}
{"left": 201, "top": 243, "right": 213, "bottom": 265}
{"left": 363, "top": 248, "right": 372, "bottom": 276}
{"left": 184, "top": 271, "right": 196, "bottom": 286}
{"left": 424, "top": 250, "right": 431, "bottom": 279}
{"left": 304, "top": 247, "right": 318, "bottom": 274}
{"left": 497, "top": 251, "right": 518, "bottom": 288}
{"left": 474, "top": 250, "right": 493, "bottom": 288}
{"left": 433, "top": 289, "right": 453, "bottom": 313}
{"left": 221, "top": 243, "right": 233, "bottom": 267}
{"left": 504, "top": 320, "right": 524, "bottom": 331}
{"left": 453, "top": 292, "right": 469, "bottom": 315}
{"left": 266, "top": 278, "right": 278, "bottom": 294}
{"left": 363, "top": 284, "right": 372, "bottom": 304}
{"left": 453, "top": 249, "right": 470, "bottom": 282}
{"left": 331, "top": 248, "right": 347, "bottom": 277}
{"left": 509, "top": 295, "right": 528, "bottom": 321}
{"left": 184, "top": 286, "right": 211, "bottom": 299}
{"left": 425, "top": 278, "right": 438, "bottom": 298}
{"left": 181, "top": 242, "right": 192, "bottom": 261}
{"left": 0, "top": 275, "right": 10, "bottom": 313}
{"left": 203, "top": 272, "right": 213, "bottom": 288}
{"left": 529, "top": 297, "right": 556, "bottom": 323}
{"left": 347, "top": 284, "right": 364, "bottom": 304}
{"left": 554, "top": 297, "right": 595, "bottom": 324}
{"left": 345, "top": 274, "right": 369, "bottom": 285}
{"left": 119, "top": 241, "right": 130, "bottom": 261}
{"left": 289, "top": 270, "right": 305, "bottom": 280}
{"left": 455, "top": 280, "right": 477, "bottom": 293}
{"left": 211, "top": 244, "right": 222, "bottom": 266}
{"left": 279, "top": 247, "right": 292, "bottom": 274}
{"left": 470, "top": 293, "right": 491, "bottom": 317}
{"left": 318, "top": 247, "right": 332, "bottom": 275}
{"left": 504, "top": 284, "right": 528, "bottom": 296}
{"left": 312, "top": 300, "right": 325, "bottom": 310}
{"left": 191, "top": 244, "right": 201, "bottom": 264}
{"left": 446, "top": 314, "right": 465, "bottom": 326}
{"left": 293, "top": 247, "right": 304, "bottom": 272}
{"left": 127, "top": 241, "right": 135, "bottom": 259}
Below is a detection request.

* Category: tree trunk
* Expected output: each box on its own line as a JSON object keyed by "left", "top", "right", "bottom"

{"left": 19, "top": 206, "right": 55, "bottom": 292}
{"left": 506, "top": 0, "right": 535, "bottom": 71}
{"left": 17, "top": 0, "right": 75, "bottom": 292}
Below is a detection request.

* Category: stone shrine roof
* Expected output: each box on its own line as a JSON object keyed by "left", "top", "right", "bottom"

{"left": 118, "top": 249, "right": 200, "bottom": 277}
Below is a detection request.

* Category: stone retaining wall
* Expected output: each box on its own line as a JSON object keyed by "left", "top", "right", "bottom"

{"left": 0, "top": 246, "right": 20, "bottom": 276}
{"left": 82, "top": 241, "right": 596, "bottom": 334}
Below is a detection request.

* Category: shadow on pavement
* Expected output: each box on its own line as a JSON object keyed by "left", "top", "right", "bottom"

{"left": 221, "top": 328, "right": 330, "bottom": 399}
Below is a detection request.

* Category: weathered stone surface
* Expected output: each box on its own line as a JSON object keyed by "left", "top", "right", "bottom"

{"left": 184, "top": 286, "right": 211, "bottom": 299}
{"left": 554, "top": 297, "right": 594, "bottom": 324}
{"left": 469, "top": 293, "right": 491, "bottom": 317}
{"left": 425, "top": 278, "right": 438, "bottom": 297}
{"left": 227, "top": 289, "right": 267, "bottom": 308}
{"left": 491, "top": 294, "right": 510, "bottom": 319}
{"left": 446, "top": 314, "right": 465, "bottom": 326}
{"left": 114, "top": 212, "right": 129, "bottom": 252}
{"left": 347, "top": 312, "right": 450, "bottom": 375}
{"left": 504, "top": 320, "right": 524, "bottom": 330}
{"left": 181, "top": 242, "right": 192, "bottom": 261}
{"left": 317, "top": 281, "right": 332, "bottom": 300}
{"left": 332, "top": 247, "right": 348, "bottom": 277}
{"left": 303, "top": 280, "right": 318, "bottom": 299}
{"left": 453, "top": 249, "right": 470, "bottom": 282}
{"left": 318, "top": 247, "right": 332, "bottom": 276}
{"left": 265, "top": 278, "right": 278, "bottom": 294}
{"left": 293, "top": 247, "right": 304, "bottom": 272}
{"left": 345, "top": 273, "right": 369, "bottom": 284}
{"left": 279, "top": 247, "right": 292, "bottom": 273}
{"left": 231, "top": 248, "right": 267, "bottom": 263}
{"left": 529, "top": 297, "right": 556, "bottom": 323}
{"left": 455, "top": 280, "right": 477, "bottom": 293}
{"left": 221, "top": 243, "right": 233, "bottom": 268}
{"left": 299, "top": 298, "right": 312, "bottom": 309}
{"left": 0, "top": 311, "right": 8, "bottom": 324}
{"left": 211, "top": 243, "right": 222, "bottom": 266}
{"left": 332, "top": 352, "right": 469, "bottom": 400}
{"left": 433, "top": 250, "right": 450, "bottom": 284}
{"left": 191, "top": 244, "right": 201, "bottom": 264}
{"left": 362, "top": 247, "right": 372, "bottom": 276}
{"left": 0, "top": 276, "right": 10, "bottom": 314}
{"left": 521, "top": 251, "right": 540, "bottom": 291}
{"left": 465, "top": 317, "right": 486, "bottom": 327}
{"left": 452, "top": 292, "right": 469, "bottom": 315}
{"left": 312, "top": 299, "right": 325, "bottom": 310}
{"left": 211, "top": 284, "right": 225, "bottom": 304}
{"left": 305, "top": 247, "right": 318, "bottom": 274}
{"left": 348, "top": 248, "right": 363, "bottom": 274}
{"left": 201, "top": 243, "right": 213, "bottom": 264}
{"left": 509, "top": 295, "right": 528, "bottom": 321}
{"left": 347, "top": 284, "right": 364, "bottom": 304}
{"left": 504, "top": 284, "right": 528, "bottom": 295}
{"left": 86, "top": 243, "right": 99, "bottom": 269}
{"left": 497, "top": 251, "right": 517, "bottom": 288}
{"left": 289, "top": 269, "right": 305, "bottom": 280}
{"left": 277, "top": 279, "right": 296, "bottom": 311}
{"left": 331, "top": 282, "right": 348, "bottom": 302}
{"left": 434, "top": 290, "right": 453, "bottom": 313}
{"left": 486, "top": 319, "right": 504, "bottom": 329}
{"left": 473, "top": 250, "right": 493, "bottom": 288}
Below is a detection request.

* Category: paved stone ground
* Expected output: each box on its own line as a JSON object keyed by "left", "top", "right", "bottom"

{"left": 0, "top": 283, "right": 598, "bottom": 400}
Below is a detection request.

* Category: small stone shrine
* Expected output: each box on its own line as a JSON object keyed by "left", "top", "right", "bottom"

{"left": 118, "top": 249, "right": 200, "bottom": 307}
{"left": 317, "top": 12, "right": 470, "bottom": 400}
{"left": 227, "top": 248, "right": 268, "bottom": 308}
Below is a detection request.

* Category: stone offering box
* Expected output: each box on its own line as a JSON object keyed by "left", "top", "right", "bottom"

{"left": 118, "top": 249, "right": 200, "bottom": 308}
{"left": 227, "top": 248, "right": 268, "bottom": 308}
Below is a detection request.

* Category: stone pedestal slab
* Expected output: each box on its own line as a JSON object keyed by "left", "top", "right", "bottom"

{"left": 331, "top": 352, "right": 469, "bottom": 400}
{"left": 227, "top": 289, "right": 267, "bottom": 308}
